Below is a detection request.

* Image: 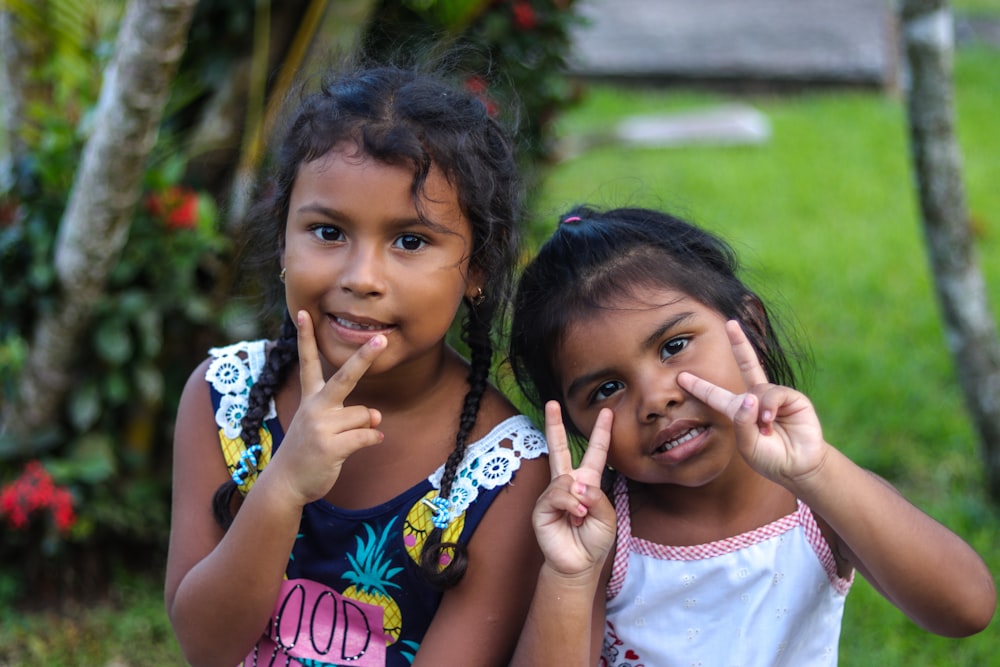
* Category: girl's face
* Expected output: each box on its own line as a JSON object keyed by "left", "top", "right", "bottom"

{"left": 282, "top": 146, "right": 480, "bottom": 377}
{"left": 553, "top": 284, "right": 747, "bottom": 488}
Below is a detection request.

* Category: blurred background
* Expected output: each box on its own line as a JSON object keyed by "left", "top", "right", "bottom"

{"left": 0, "top": 0, "right": 997, "bottom": 663}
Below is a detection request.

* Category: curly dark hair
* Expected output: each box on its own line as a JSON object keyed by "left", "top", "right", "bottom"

{"left": 213, "top": 62, "right": 522, "bottom": 589}
{"left": 509, "top": 205, "right": 802, "bottom": 440}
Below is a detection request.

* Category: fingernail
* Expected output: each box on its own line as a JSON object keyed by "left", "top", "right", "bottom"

{"left": 369, "top": 335, "right": 385, "bottom": 349}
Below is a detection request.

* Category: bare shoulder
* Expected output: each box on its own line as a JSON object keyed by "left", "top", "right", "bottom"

{"left": 165, "top": 355, "right": 230, "bottom": 609}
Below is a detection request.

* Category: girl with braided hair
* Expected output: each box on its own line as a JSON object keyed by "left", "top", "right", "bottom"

{"left": 164, "top": 64, "right": 549, "bottom": 667}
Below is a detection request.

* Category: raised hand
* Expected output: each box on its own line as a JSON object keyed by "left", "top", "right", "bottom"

{"left": 268, "top": 310, "right": 386, "bottom": 506}
{"left": 677, "top": 320, "right": 828, "bottom": 485}
{"left": 533, "top": 401, "right": 616, "bottom": 576}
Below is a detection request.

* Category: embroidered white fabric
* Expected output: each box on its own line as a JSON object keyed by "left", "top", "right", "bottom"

{"left": 207, "top": 340, "right": 276, "bottom": 440}
{"left": 206, "top": 340, "right": 547, "bottom": 513}
{"left": 427, "top": 414, "right": 547, "bottom": 516}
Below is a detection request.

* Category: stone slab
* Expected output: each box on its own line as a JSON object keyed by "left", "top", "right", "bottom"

{"left": 568, "top": 0, "right": 897, "bottom": 86}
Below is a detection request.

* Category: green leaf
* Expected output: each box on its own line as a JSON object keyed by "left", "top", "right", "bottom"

{"left": 95, "top": 317, "right": 134, "bottom": 364}
{"left": 47, "top": 433, "right": 117, "bottom": 484}
{"left": 103, "top": 369, "right": 131, "bottom": 405}
{"left": 135, "top": 308, "right": 163, "bottom": 357}
{"left": 133, "top": 362, "right": 164, "bottom": 404}
{"left": 68, "top": 381, "right": 102, "bottom": 431}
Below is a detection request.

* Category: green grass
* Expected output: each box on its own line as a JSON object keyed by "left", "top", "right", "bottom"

{"left": 532, "top": 45, "right": 1000, "bottom": 666}
{"left": 4, "top": 35, "right": 999, "bottom": 667}
{"left": 0, "top": 573, "right": 186, "bottom": 666}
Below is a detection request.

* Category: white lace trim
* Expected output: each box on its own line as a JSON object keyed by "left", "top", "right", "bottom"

{"left": 206, "top": 340, "right": 548, "bottom": 514}
{"left": 427, "top": 415, "right": 547, "bottom": 517}
{"left": 207, "top": 340, "right": 276, "bottom": 440}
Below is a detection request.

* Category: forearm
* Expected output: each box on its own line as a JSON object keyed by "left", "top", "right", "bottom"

{"left": 789, "top": 446, "right": 996, "bottom": 636}
{"left": 510, "top": 562, "right": 603, "bottom": 667}
{"left": 169, "top": 470, "right": 305, "bottom": 666}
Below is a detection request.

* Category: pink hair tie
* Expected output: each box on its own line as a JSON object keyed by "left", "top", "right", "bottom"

{"left": 562, "top": 216, "right": 581, "bottom": 224}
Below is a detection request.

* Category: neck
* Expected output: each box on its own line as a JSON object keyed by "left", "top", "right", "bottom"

{"left": 348, "top": 344, "right": 470, "bottom": 412}
{"left": 629, "top": 465, "right": 795, "bottom": 540}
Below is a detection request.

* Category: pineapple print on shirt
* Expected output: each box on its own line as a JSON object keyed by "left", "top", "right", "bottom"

{"left": 342, "top": 519, "right": 404, "bottom": 645}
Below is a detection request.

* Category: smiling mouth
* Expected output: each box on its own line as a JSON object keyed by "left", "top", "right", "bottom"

{"left": 333, "top": 316, "right": 391, "bottom": 332}
{"left": 654, "top": 426, "right": 706, "bottom": 454}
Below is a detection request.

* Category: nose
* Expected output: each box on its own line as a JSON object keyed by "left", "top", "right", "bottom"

{"left": 338, "top": 243, "right": 387, "bottom": 297}
{"left": 638, "top": 368, "right": 685, "bottom": 423}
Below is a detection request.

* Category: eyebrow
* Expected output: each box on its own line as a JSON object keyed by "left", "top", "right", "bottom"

{"left": 563, "top": 310, "right": 697, "bottom": 401}
{"left": 295, "top": 202, "right": 430, "bottom": 229}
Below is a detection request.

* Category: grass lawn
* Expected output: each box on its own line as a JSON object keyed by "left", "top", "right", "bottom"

{"left": 3, "top": 18, "right": 998, "bottom": 667}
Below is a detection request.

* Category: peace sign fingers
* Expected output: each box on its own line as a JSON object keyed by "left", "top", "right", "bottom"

{"left": 544, "top": 400, "right": 612, "bottom": 490}
{"left": 296, "top": 310, "right": 386, "bottom": 406}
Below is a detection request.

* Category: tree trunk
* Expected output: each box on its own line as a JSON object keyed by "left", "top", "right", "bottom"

{"left": 901, "top": 0, "right": 1000, "bottom": 501}
{"left": 0, "top": 8, "right": 30, "bottom": 188}
{"left": 1, "top": 0, "right": 198, "bottom": 449}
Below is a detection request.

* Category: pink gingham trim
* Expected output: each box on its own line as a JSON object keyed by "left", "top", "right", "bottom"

{"left": 605, "top": 474, "right": 852, "bottom": 599}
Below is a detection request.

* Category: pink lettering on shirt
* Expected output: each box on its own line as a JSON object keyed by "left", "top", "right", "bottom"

{"left": 244, "top": 578, "right": 388, "bottom": 666}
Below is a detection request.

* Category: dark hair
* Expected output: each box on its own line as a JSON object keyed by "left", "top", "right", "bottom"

{"left": 509, "top": 205, "right": 800, "bottom": 438}
{"left": 213, "top": 63, "right": 522, "bottom": 589}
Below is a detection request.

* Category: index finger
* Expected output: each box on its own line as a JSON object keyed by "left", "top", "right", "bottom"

{"left": 297, "top": 310, "right": 325, "bottom": 396}
{"left": 318, "top": 332, "right": 387, "bottom": 406}
{"left": 578, "top": 408, "right": 612, "bottom": 477}
{"left": 725, "top": 320, "right": 769, "bottom": 388}
{"left": 544, "top": 400, "right": 574, "bottom": 480}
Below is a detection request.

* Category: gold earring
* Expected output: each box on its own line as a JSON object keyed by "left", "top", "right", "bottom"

{"left": 279, "top": 268, "right": 286, "bottom": 283}
{"left": 471, "top": 287, "right": 485, "bottom": 306}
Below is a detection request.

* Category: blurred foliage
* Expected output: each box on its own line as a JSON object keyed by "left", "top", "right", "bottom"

{"left": 0, "top": 0, "right": 244, "bottom": 602}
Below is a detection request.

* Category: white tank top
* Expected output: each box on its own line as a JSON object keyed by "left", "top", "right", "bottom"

{"left": 603, "top": 475, "right": 852, "bottom": 667}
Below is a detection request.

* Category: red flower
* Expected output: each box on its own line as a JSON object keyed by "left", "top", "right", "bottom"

{"left": 146, "top": 185, "right": 199, "bottom": 230}
{"left": 0, "top": 460, "right": 76, "bottom": 534}
{"left": 463, "top": 75, "right": 499, "bottom": 117}
{"left": 512, "top": 1, "right": 538, "bottom": 30}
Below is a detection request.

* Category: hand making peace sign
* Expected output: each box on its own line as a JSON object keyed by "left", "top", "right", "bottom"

{"left": 533, "top": 401, "right": 617, "bottom": 576}
{"left": 677, "top": 320, "right": 829, "bottom": 487}
{"left": 267, "top": 310, "right": 387, "bottom": 507}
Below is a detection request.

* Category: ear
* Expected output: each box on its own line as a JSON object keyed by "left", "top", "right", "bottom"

{"left": 739, "top": 294, "right": 768, "bottom": 341}
{"left": 464, "top": 265, "right": 486, "bottom": 302}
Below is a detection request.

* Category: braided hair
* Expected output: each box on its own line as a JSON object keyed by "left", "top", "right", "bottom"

{"left": 213, "top": 62, "right": 522, "bottom": 589}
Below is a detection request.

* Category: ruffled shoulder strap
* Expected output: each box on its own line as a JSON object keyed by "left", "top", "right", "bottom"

{"left": 427, "top": 415, "right": 547, "bottom": 520}
{"left": 206, "top": 340, "right": 276, "bottom": 495}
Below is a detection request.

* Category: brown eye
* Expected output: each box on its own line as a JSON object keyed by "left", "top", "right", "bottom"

{"left": 660, "top": 336, "right": 689, "bottom": 361}
{"left": 311, "top": 224, "right": 343, "bottom": 242}
{"left": 590, "top": 380, "right": 624, "bottom": 405}
{"left": 394, "top": 233, "right": 426, "bottom": 251}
